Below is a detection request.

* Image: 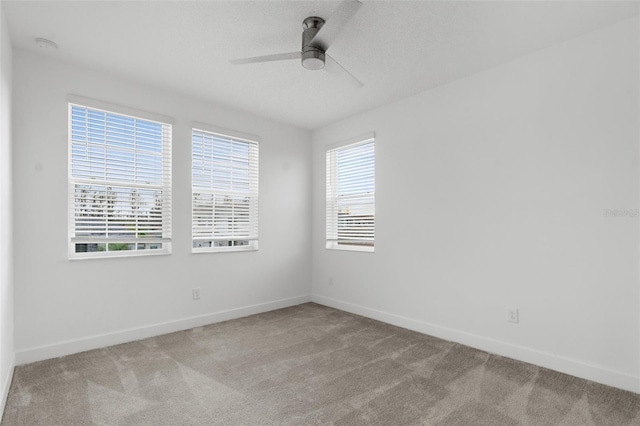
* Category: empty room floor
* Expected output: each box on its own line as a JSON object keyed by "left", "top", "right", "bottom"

{"left": 2, "top": 303, "right": 639, "bottom": 425}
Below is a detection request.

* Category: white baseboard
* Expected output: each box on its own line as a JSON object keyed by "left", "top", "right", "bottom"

{"left": 0, "top": 353, "right": 15, "bottom": 421}
{"left": 15, "top": 295, "right": 311, "bottom": 366}
{"left": 311, "top": 294, "right": 640, "bottom": 394}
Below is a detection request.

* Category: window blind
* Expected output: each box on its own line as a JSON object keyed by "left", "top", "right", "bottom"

{"left": 192, "top": 129, "right": 259, "bottom": 251}
{"left": 69, "top": 104, "right": 172, "bottom": 257}
{"left": 326, "top": 138, "right": 375, "bottom": 250}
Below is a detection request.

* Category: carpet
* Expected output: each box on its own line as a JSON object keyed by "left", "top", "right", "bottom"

{"left": 2, "top": 303, "right": 639, "bottom": 425}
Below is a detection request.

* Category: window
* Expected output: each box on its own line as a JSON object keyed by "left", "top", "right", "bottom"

{"left": 68, "top": 99, "right": 172, "bottom": 258}
{"left": 326, "top": 136, "right": 375, "bottom": 251}
{"left": 192, "top": 127, "right": 259, "bottom": 252}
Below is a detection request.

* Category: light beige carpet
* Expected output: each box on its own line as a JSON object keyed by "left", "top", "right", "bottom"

{"left": 2, "top": 303, "right": 639, "bottom": 425}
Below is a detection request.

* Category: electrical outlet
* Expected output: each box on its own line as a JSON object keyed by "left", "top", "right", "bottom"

{"left": 192, "top": 288, "right": 201, "bottom": 300}
{"left": 507, "top": 309, "right": 519, "bottom": 323}
{"left": 328, "top": 277, "right": 334, "bottom": 286}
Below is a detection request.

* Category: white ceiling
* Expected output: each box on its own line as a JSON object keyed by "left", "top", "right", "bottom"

{"left": 3, "top": 1, "right": 638, "bottom": 130}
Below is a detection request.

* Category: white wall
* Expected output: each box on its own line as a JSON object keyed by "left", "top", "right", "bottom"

{"left": 311, "top": 17, "right": 640, "bottom": 392}
{"left": 12, "top": 50, "right": 312, "bottom": 362}
{"left": 0, "top": 2, "right": 14, "bottom": 415}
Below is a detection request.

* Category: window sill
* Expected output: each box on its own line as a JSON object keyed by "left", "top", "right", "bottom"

{"left": 192, "top": 246, "right": 258, "bottom": 254}
{"left": 69, "top": 250, "right": 171, "bottom": 260}
{"left": 326, "top": 242, "right": 374, "bottom": 253}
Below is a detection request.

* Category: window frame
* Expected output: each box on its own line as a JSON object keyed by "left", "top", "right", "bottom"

{"left": 326, "top": 133, "right": 375, "bottom": 253}
{"left": 191, "top": 122, "right": 260, "bottom": 254}
{"left": 67, "top": 95, "right": 173, "bottom": 260}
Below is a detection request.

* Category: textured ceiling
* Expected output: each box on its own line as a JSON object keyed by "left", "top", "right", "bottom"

{"left": 3, "top": 1, "right": 639, "bottom": 130}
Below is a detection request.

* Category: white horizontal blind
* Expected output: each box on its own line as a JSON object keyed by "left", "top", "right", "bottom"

{"left": 69, "top": 103, "right": 172, "bottom": 257}
{"left": 192, "top": 129, "right": 259, "bottom": 251}
{"left": 326, "top": 138, "right": 375, "bottom": 249}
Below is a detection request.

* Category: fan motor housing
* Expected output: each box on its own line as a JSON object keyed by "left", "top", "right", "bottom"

{"left": 301, "top": 16, "right": 326, "bottom": 70}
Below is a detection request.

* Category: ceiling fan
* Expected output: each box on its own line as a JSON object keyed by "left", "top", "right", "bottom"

{"left": 230, "top": 0, "right": 364, "bottom": 88}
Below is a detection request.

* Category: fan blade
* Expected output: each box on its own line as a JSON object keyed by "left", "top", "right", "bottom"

{"left": 324, "top": 54, "right": 363, "bottom": 88}
{"left": 230, "top": 51, "right": 300, "bottom": 65}
{"left": 310, "top": 0, "right": 362, "bottom": 51}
